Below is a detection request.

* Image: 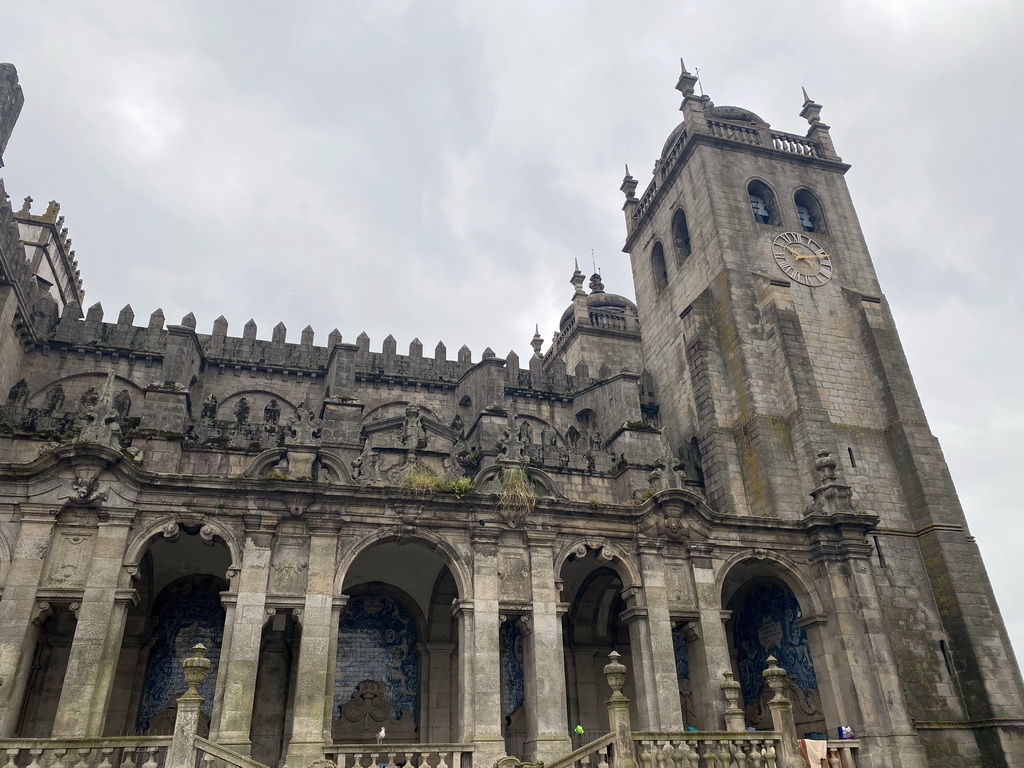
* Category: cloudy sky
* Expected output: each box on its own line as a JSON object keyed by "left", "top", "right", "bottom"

{"left": 2, "top": 2, "right": 1023, "bottom": 667}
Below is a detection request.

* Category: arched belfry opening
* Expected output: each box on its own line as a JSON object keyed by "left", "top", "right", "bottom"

{"left": 560, "top": 549, "right": 637, "bottom": 737}
{"left": 722, "top": 566, "right": 825, "bottom": 736}
{"left": 337, "top": 539, "right": 461, "bottom": 745}
{"left": 105, "top": 525, "right": 232, "bottom": 736}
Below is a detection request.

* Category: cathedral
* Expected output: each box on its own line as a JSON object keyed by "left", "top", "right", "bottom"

{"left": 0, "top": 60, "right": 1021, "bottom": 768}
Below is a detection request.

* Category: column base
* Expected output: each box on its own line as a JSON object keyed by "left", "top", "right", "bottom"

{"left": 285, "top": 739, "right": 327, "bottom": 768}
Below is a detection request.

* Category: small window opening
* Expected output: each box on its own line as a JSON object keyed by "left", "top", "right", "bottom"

{"left": 672, "top": 209, "right": 692, "bottom": 265}
{"left": 848, "top": 446, "right": 857, "bottom": 467}
{"left": 747, "top": 180, "right": 779, "bottom": 225}
{"left": 940, "top": 640, "right": 954, "bottom": 677}
{"left": 873, "top": 536, "right": 887, "bottom": 568}
{"left": 651, "top": 242, "right": 668, "bottom": 292}
{"left": 794, "top": 189, "right": 827, "bottom": 234}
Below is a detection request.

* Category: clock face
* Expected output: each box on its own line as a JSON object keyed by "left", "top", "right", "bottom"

{"left": 772, "top": 232, "right": 833, "bottom": 286}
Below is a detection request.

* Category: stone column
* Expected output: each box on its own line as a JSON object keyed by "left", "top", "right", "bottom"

{"left": 0, "top": 505, "right": 57, "bottom": 736}
{"left": 422, "top": 642, "right": 455, "bottom": 742}
{"left": 685, "top": 544, "right": 732, "bottom": 730}
{"left": 626, "top": 543, "right": 683, "bottom": 730}
{"left": 210, "top": 516, "right": 275, "bottom": 752}
{"left": 285, "top": 521, "right": 340, "bottom": 768}
{"left": 523, "top": 533, "right": 570, "bottom": 763}
{"left": 465, "top": 530, "right": 504, "bottom": 766}
{"left": 52, "top": 510, "right": 137, "bottom": 737}
{"left": 167, "top": 644, "right": 212, "bottom": 768}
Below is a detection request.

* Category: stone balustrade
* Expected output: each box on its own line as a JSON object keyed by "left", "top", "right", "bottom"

{"left": 0, "top": 739, "right": 170, "bottom": 768}
{"left": 325, "top": 744, "right": 473, "bottom": 768}
{"left": 635, "top": 733, "right": 780, "bottom": 768}
{"left": 545, "top": 732, "right": 614, "bottom": 768}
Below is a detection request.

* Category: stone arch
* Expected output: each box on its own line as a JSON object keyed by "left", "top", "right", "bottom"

{"left": 27, "top": 372, "right": 145, "bottom": 411}
{"left": 793, "top": 187, "right": 829, "bottom": 234}
{"left": 216, "top": 389, "right": 299, "bottom": 423}
{"left": 0, "top": 527, "right": 12, "bottom": 583}
{"left": 361, "top": 400, "right": 441, "bottom": 424}
{"left": 123, "top": 515, "right": 242, "bottom": 573}
{"left": 333, "top": 527, "right": 471, "bottom": 601}
{"left": 717, "top": 549, "right": 825, "bottom": 617}
{"left": 650, "top": 241, "right": 668, "bottom": 292}
{"left": 553, "top": 538, "right": 641, "bottom": 591}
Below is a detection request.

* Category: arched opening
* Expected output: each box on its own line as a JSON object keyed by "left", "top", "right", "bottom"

{"left": 650, "top": 242, "right": 668, "bottom": 293}
{"left": 671, "top": 209, "right": 692, "bottom": 265}
{"left": 724, "top": 575, "right": 825, "bottom": 735}
{"left": 500, "top": 618, "right": 526, "bottom": 757}
{"left": 747, "top": 180, "right": 780, "bottom": 226}
{"left": 794, "top": 189, "right": 827, "bottom": 234}
{"left": 249, "top": 609, "right": 301, "bottom": 767}
{"left": 105, "top": 527, "right": 232, "bottom": 736}
{"left": 16, "top": 605, "right": 76, "bottom": 736}
{"left": 560, "top": 552, "right": 636, "bottom": 739}
{"left": 337, "top": 539, "right": 461, "bottom": 744}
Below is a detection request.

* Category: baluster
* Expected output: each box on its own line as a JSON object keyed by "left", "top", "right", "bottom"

{"left": 141, "top": 748, "right": 157, "bottom": 768}
{"left": 118, "top": 748, "right": 135, "bottom": 768}
{"left": 718, "top": 740, "right": 732, "bottom": 768}
{"left": 50, "top": 749, "right": 67, "bottom": 768}
{"left": 763, "top": 745, "right": 777, "bottom": 768}
{"left": 73, "top": 749, "right": 90, "bottom": 768}
{"left": 681, "top": 742, "right": 696, "bottom": 768}
{"left": 4, "top": 749, "right": 19, "bottom": 768}
{"left": 200, "top": 754, "right": 214, "bottom": 768}
{"left": 435, "top": 753, "right": 448, "bottom": 768}
{"left": 747, "top": 742, "right": 762, "bottom": 768}
{"left": 640, "top": 742, "right": 654, "bottom": 768}
{"left": 657, "top": 742, "right": 671, "bottom": 768}
{"left": 827, "top": 749, "right": 841, "bottom": 768}
{"left": 26, "top": 750, "right": 42, "bottom": 768}
{"left": 400, "top": 754, "right": 411, "bottom": 768}
{"left": 418, "top": 753, "right": 430, "bottom": 768}
{"left": 597, "top": 746, "right": 609, "bottom": 768}
{"left": 670, "top": 741, "right": 686, "bottom": 768}
{"left": 97, "top": 748, "right": 113, "bottom": 768}
{"left": 700, "top": 742, "right": 717, "bottom": 768}
{"left": 733, "top": 741, "right": 746, "bottom": 768}
{"left": 582, "top": 754, "right": 593, "bottom": 768}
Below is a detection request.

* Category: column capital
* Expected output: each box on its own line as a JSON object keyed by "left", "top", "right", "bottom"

{"left": 451, "top": 598, "right": 474, "bottom": 618}
{"left": 619, "top": 606, "right": 649, "bottom": 625}
{"left": 525, "top": 530, "right": 557, "bottom": 548}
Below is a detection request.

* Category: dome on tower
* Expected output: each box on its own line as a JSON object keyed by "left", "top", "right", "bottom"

{"left": 558, "top": 273, "right": 638, "bottom": 331}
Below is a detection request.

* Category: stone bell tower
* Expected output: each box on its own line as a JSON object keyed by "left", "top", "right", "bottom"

{"left": 620, "top": 62, "right": 1024, "bottom": 765}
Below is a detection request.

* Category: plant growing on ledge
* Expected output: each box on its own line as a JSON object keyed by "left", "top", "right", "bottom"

{"left": 484, "top": 405, "right": 508, "bottom": 416}
{"left": 399, "top": 468, "right": 473, "bottom": 499}
{"left": 437, "top": 478, "right": 474, "bottom": 499}
{"left": 624, "top": 421, "right": 659, "bottom": 432}
{"left": 498, "top": 464, "right": 536, "bottom": 516}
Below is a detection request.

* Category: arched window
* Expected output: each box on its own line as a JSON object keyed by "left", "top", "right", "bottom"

{"left": 747, "top": 180, "right": 779, "bottom": 225}
{"left": 794, "top": 189, "right": 828, "bottom": 234}
{"left": 651, "top": 241, "right": 668, "bottom": 292}
{"left": 672, "top": 209, "right": 692, "bottom": 264}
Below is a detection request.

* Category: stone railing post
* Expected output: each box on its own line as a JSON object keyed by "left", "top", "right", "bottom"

{"left": 762, "top": 656, "right": 800, "bottom": 768}
{"left": 167, "top": 644, "right": 211, "bottom": 768}
{"left": 604, "top": 651, "right": 636, "bottom": 768}
{"left": 719, "top": 672, "right": 745, "bottom": 733}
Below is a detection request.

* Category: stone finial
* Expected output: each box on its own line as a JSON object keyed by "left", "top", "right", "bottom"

{"left": 720, "top": 671, "right": 746, "bottom": 732}
{"left": 18, "top": 195, "right": 31, "bottom": 215}
{"left": 117, "top": 304, "right": 134, "bottom": 326}
{"left": 458, "top": 344, "right": 472, "bottom": 364}
{"left": 482, "top": 347, "right": 495, "bottom": 359}
{"left": 762, "top": 655, "right": 789, "bottom": 702}
{"left": 181, "top": 312, "right": 197, "bottom": 330}
{"left": 212, "top": 315, "right": 228, "bottom": 337}
{"left": 86, "top": 302, "right": 103, "bottom": 322}
{"left": 620, "top": 165, "right": 638, "bottom": 201}
{"left": 148, "top": 308, "right": 165, "bottom": 330}
{"left": 272, "top": 321, "right": 287, "bottom": 344}
{"left": 800, "top": 88, "right": 824, "bottom": 125}
{"left": 506, "top": 350, "right": 519, "bottom": 370}
{"left": 589, "top": 273, "right": 605, "bottom": 294}
{"left": 434, "top": 340, "right": 446, "bottom": 362}
{"left": 571, "top": 258, "right": 587, "bottom": 294}
{"left": 356, "top": 331, "right": 370, "bottom": 353}
{"left": 42, "top": 200, "right": 60, "bottom": 222}
{"left": 675, "top": 58, "right": 699, "bottom": 99}
{"left": 531, "top": 325, "right": 544, "bottom": 357}
{"left": 181, "top": 644, "right": 212, "bottom": 698}
{"left": 603, "top": 650, "right": 628, "bottom": 700}
{"left": 382, "top": 334, "right": 397, "bottom": 356}
{"left": 327, "top": 328, "right": 342, "bottom": 347}
{"left": 243, "top": 319, "right": 257, "bottom": 341}
{"left": 301, "top": 325, "right": 314, "bottom": 346}
{"left": 409, "top": 338, "right": 423, "bottom": 358}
